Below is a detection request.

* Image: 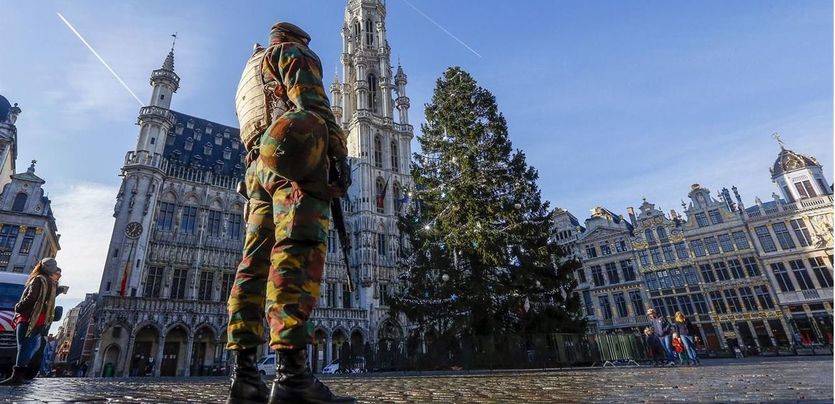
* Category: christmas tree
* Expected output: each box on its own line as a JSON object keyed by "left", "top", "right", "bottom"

{"left": 391, "top": 67, "right": 585, "bottom": 349}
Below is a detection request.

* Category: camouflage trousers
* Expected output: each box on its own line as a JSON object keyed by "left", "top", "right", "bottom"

{"left": 226, "top": 156, "right": 330, "bottom": 351}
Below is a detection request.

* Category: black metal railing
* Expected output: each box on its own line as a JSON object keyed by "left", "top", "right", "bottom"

{"left": 331, "top": 333, "right": 666, "bottom": 373}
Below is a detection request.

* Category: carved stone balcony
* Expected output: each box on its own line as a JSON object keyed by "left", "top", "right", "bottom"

{"left": 311, "top": 307, "right": 368, "bottom": 321}
{"left": 137, "top": 105, "right": 175, "bottom": 128}
{"left": 776, "top": 287, "right": 832, "bottom": 306}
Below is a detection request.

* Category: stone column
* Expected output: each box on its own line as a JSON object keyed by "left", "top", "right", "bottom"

{"left": 326, "top": 333, "right": 333, "bottom": 365}
{"left": 153, "top": 335, "right": 165, "bottom": 377}
{"left": 746, "top": 321, "right": 762, "bottom": 350}
{"left": 183, "top": 334, "right": 195, "bottom": 377}
{"left": 779, "top": 317, "right": 795, "bottom": 346}
{"left": 119, "top": 335, "right": 136, "bottom": 377}
{"left": 336, "top": 282, "right": 343, "bottom": 309}
{"left": 714, "top": 320, "right": 728, "bottom": 349}
{"left": 90, "top": 338, "right": 105, "bottom": 377}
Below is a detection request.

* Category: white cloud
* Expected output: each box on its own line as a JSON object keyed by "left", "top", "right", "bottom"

{"left": 49, "top": 182, "right": 118, "bottom": 302}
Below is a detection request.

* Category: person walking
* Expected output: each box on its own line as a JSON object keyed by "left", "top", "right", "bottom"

{"left": 646, "top": 308, "right": 676, "bottom": 366}
{"left": 40, "top": 334, "right": 57, "bottom": 377}
{"left": 226, "top": 21, "right": 353, "bottom": 404}
{"left": 0, "top": 258, "right": 64, "bottom": 386}
{"left": 643, "top": 327, "right": 665, "bottom": 366}
{"left": 673, "top": 311, "right": 701, "bottom": 365}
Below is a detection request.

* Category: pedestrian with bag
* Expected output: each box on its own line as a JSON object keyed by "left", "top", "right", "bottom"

{"left": 0, "top": 258, "right": 66, "bottom": 386}
{"left": 673, "top": 311, "right": 701, "bottom": 366}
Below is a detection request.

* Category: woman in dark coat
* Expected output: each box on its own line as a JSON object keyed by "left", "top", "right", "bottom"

{"left": 673, "top": 311, "right": 701, "bottom": 365}
{"left": 0, "top": 258, "right": 63, "bottom": 385}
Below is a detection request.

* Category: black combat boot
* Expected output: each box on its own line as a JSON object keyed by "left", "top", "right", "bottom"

{"left": 269, "top": 349, "right": 355, "bottom": 404}
{"left": 0, "top": 366, "right": 26, "bottom": 386}
{"left": 227, "top": 348, "right": 269, "bottom": 404}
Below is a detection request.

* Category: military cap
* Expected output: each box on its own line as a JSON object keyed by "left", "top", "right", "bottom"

{"left": 270, "top": 22, "right": 311, "bottom": 43}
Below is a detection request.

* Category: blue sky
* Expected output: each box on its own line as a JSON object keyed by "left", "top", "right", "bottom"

{"left": 1, "top": 1, "right": 832, "bottom": 315}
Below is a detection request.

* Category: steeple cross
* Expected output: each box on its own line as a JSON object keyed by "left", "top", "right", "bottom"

{"left": 772, "top": 132, "right": 785, "bottom": 148}
{"left": 171, "top": 33, "right": 178, "bottom": 51}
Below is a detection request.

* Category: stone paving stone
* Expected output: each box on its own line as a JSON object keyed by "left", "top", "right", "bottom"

{"left": 0, "top": 356, "right": 830, "bottom": 403}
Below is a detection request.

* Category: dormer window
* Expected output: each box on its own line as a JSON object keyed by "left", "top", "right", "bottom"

{"left": 187, "top": 120, "right": 194, "bottom": 129}
{"left": 232, "top": 141, "right": 239, "bottom": 150}
{"left": 175, "top": 125, "right": 183, "bottom": 135}
{"left": 204, "top": 144, "right": 213, "bottom": 156}
{"left": 215, "top": 134, "right": 223, "bottom": 145}
{"left": 224, "top": 130, "right": 230, "bottom": 139}
{"left": 166, "top": 135, "right": 175, "bottom": 145}
{"left": 223, "top": 147, "right": 232, "bottom": 160}
{"left": 205, "top": 125, "right": 213, "bottom": 134}
{"left": 184, "top": 137, "right": 193, "bottom": 151}
{"left": 194, "top": 129, "right": 202, "bottom": 141}
{"left": 11, "top": 193, "right": 27, "bottom": 212}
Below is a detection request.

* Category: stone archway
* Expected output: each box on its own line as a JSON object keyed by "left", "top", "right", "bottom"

{"left": 101, "top": 344, "right": 120, "bottom": 377}
{"left": 130, "top": 324, "right": 160, "bottom": 377}
{"left": 191, "top": 326, "right": 216, "bottom": 376}
{"left": 161, "top": 326, "right": 189, "bottom": 377}
{"left": 332, "top": 329, "right": 348, "bottom": 367}
{"left": 350, "top": 329, "right": 366, "bottom": 371}
{"left": 350, "top": 330, "right": 365, "bottom": 357}
{"left": 376, "top": 319, "right": 403, "bottom": 371}
{"left": 312, "top": 329, "right": 327, "bottom": 372}
{"left": 378, "top": 319, "right": 402, "bottom": 348}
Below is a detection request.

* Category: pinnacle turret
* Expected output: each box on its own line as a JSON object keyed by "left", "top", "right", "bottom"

{"left": 162, "top": 49, "right": 175, "bottom": 72}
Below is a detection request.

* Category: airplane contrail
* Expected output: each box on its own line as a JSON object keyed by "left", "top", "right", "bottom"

{"left": 57, "top": 12, "right": 144, "bottom": 106}
{"left": 399, "top": 0, "right": 482, "bottom": 58}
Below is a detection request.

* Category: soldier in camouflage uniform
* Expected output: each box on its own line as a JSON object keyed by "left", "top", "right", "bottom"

{"left": 226, "top": 22, "right": 353, "bottom": 404}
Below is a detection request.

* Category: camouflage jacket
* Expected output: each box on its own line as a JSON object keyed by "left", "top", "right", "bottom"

{"left": 262, "top": 40, "right": 348, "bottom": 162}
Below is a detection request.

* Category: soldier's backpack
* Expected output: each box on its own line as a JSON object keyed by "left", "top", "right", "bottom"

{"left": 235, "top": 44, "right": 290, "bottom": 152}
{"left": 234, "top": 43, "right": 328, "bottom": 188}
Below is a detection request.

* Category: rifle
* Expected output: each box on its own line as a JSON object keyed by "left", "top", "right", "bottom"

{"left": 331, "top": 198, "right": 355, "bottom": 292}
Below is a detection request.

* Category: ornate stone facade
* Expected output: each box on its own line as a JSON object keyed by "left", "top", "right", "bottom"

{"left": 556, "top": 139, "right": 833, "bottom": 351}
{"left": 0, "top": 96, "right": 60, "bottom": 274}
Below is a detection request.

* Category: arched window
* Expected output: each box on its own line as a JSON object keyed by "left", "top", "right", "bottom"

{"left": 365, "top": 19, "right": 374, "bottom": 47}
{"left": 375, "top": 177, "right": 386, "bottom": 213}
{"left": 367, "top": 74, "right": 378, "bottom": 112}
{"left": 644, "top": 228, "right": 655, "bottom": 243}
{"left": 373, "top": 134, "right": 383, "bottom": 168}
{"left": 656, "top": 226, "right": 668, "bottom": 242}
{"left": 11, "top": 193, "right": 27, "bottom": 212}
{"left": 390, "top": 140, "right": 399, "bottom": 172}
{"left": 393, "top": 182, "right": 402, "bottom": 213}
{"left": 353, "top": 20, "right": 360, "bottom": 38}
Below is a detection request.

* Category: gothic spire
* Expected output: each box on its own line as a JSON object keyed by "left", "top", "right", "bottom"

{"left": 162, "top": 33, "right": 177, "bottom": 72}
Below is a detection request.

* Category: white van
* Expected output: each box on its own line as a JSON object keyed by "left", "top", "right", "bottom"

{"left": 0, "top": 272, "right": 63, "bottom": 378}
{"left": 0, "top": 273, "right": 31, "bottom": 373}
{"left": 256, "top": 353, "right": 276, "bottom": 377}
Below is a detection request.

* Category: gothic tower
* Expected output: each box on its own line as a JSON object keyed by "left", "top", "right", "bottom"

{"left": 98, "top": 48, "right": 179, "bottom": 297}
{"left": 328, "top": 0, "right": 413, "bottom": 340}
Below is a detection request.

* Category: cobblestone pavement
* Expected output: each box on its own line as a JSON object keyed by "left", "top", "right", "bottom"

{"left": 0, "top": 356, "right": 831, "bottom": 403}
